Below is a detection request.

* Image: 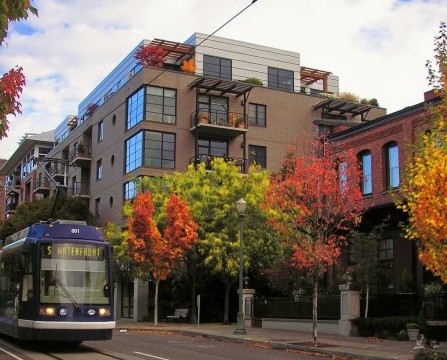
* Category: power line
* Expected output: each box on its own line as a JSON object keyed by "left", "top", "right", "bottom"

{"left": 147, "top": 0, "right": 259, "bottom": 85}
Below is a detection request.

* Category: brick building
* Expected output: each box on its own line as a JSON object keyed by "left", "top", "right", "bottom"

{"left": 328, "top": 91, "right": 438, "bottom": 293}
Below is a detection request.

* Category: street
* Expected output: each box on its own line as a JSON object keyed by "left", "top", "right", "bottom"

{"left": 0, "top": 330, "right": 350, "bottom": 360}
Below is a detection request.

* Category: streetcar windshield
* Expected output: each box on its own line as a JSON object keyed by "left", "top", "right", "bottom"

{"left": 39, "top": 243, "right": 110, "bottom": 305}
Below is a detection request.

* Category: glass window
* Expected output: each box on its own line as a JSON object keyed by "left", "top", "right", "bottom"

{"left": 146, "top": 86, "right": 176, "bottom": 124}
{"left": 203, "top": 55, "right": 232, "bottom": 80}
{"left": 39, "top": 243, "right": 110, "bottom": 305}
{"left": 248, "top": 103, "right": 266, "bottom": 126}
{"left": 268, "top": 67, "right": 294, "bottom": 91}
{"left": 198, "top": 95, "right": 228, "bottom": 125}
{"left": 96, "top": 159, "right": 102, "bottom": 181}
{"left": 198, "top": 138, "right": 227, "bottom": 159}
{"left": 144, "top": 131, "right": 175, "bottom": 169}
{"left": 385, "top": 143, "right": 400, "bottom": 188}
{"left": 125, "top": 132, "right": 143, "bottom": 173}
{"left": 127, "top": 88, "right": 144, "bottom": 130}
{"left": 123, "top": 180, "right": 137, "bottom": 201}
{"left": 359, "top": 151, "right": 372, "bottom": 195}
{"left": 248, "top": 145, "right": 266, "bottom": 168}
{"left": 95, "top": 198, "right": 101, "bottom": 218}
{"left": 98, "top": 120, "right": 104, "bottom": 142}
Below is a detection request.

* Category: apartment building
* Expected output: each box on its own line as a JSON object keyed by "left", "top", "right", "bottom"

{"left": 0, "top": 33, "right": 386, "bottom": 320}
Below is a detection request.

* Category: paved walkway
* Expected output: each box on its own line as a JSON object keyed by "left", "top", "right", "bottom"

{"left": 115, "top": 320, "right": 447, "bottom": 360}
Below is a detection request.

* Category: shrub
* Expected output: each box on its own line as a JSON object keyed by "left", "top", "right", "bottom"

{"left": 413, "top": 349, "right": 447, "bottom": 360}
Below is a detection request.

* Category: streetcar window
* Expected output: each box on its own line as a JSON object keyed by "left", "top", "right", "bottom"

{"left": 39, "top": 243, "right": 110, "bottom": 305}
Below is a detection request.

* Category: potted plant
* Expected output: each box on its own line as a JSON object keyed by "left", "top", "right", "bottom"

{"left": 199, "top": 112, "right": 209, "bottom": 124}
{"left": 406, "top": 323, "right": 420, "bottom": 341}
{"left": 77, "top": 143, "right": 85, "bottom": 155}
{"left": 234, "top": 115, "right": 245, "bottom": 128}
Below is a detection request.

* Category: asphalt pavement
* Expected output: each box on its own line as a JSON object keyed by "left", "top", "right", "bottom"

{"left": 115, "top": 320, "right": 447, "bottom": 360}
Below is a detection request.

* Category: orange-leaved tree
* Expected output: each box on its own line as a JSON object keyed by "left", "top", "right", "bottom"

{"left": 0, "top": 0, "right": 38, "bottom": 139}
{"left": 127, "top": 192, "right": 198, "bottom": 325}
{"left": 398, "top": 22, "right": 447, "bottom": 282}
{"left": 264, "top": 135, "right": 364, "bottom": 345}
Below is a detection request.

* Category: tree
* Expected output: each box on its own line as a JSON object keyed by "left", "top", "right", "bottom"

{"left": 126, "top": 192, "right": 198, "bottom": 325}
{"left": 0, "top": 0, "right": 38, "bottom": 139}
{"left": 398, "top": 22, "right": 447, "bottom": 283}
{"left": 0, "top": 192, "right": 96, "bottom": 239}
{"left": 167, "top": 158, "right": 276, "bottom": 324}
{"left": 264, "top": 135, "right": 364, "bottom": 345}
{"left": 348, "top": 222, "right": 388, "bottom": 318}
{"left": 134, "top": 45, "right": 166, "bottom": 68}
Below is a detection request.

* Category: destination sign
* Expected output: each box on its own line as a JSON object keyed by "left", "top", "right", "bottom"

{"left": 41, "top": 243, "right": 105, "bottom": 260}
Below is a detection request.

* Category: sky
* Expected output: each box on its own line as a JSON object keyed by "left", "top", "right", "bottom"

{"left": 0, "top": 0, "right": 446, "bottom": 159}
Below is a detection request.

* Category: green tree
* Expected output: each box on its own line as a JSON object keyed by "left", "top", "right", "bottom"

{"left": 139, "top": 158, "right": 277, "bottom": 324}
{"left": 0, "top": 192, "right": 96, "bottom": 240}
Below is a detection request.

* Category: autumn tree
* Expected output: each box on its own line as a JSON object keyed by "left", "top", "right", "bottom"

{"left": 126, "top": 192, "right": 198, "bottom": 325}
{"left": 398, "top": 22, "right": 447, "bottom": 283}
{"left": 265, "top": 135, "right": 364, "bottom": 345}
{"left": 0, "top": 0, "right": 38, "bottom": 139}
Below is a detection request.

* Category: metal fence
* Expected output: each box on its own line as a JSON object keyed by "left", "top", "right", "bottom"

{"left": 251, "top": 293, "right": 447, "bottom": 324}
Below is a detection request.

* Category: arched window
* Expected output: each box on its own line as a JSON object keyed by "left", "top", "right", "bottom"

{"left": 358, "top": 150, "right": 372, "bottom": 195}
{"left": 384, "top": 142, "right": 400, "bottom": 189}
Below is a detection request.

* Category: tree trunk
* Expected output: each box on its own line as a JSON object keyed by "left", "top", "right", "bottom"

{"left": 190, "top": 269, "right": 197, "bottom": 323}
{"left": 312, "top": 277, "right": 318, "bottom": 346}
{"left": 223, "top": 278, "right": 231, "bottom": 324}
{"left": 365, "top": 283, "right": 369, "bottom": 318}
{"left": 154, "top": 278, "right": 160, "bottom": 326}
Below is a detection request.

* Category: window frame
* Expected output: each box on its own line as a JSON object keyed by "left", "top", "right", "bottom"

{"left": 96, "top": 158, "right": 103, "bottom": 181}
{"left": 359, "top": 150, "right": 372, "bottom": 195}
{"left": 146, "top": 86, "right": 177, "bottom": 124}
{"left": 248, "top": 145, "right": 267, "bottom": 168}
{"left": 384, "top": 142, "right": 400, "bottom": 189}
{"left": 248, "top": 103, "right": 266, "bottom": 126}
{"left": 268, "top": 67, "right": 294, "bottom": 91}
{"left": 203, "top": 54, "right": 232, "bottom": 80}
{"left": 98, "top": 120, "right": 104, "bottom": 143}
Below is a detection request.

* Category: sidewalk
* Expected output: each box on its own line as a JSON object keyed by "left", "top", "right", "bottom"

{"left": 115, "top": 320, "right": 446, "bottom": 360}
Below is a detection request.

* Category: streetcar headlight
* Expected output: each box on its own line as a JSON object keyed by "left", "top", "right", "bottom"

{"left": 99, "top": 308, "right": 111, "bottom": 316}
{"left": 39, "top": 307, "right": 56, "bottom": 316}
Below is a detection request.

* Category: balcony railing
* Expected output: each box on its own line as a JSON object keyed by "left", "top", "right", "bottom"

{"left": 67, "top": 182, "right": 90, "bottom": 197}
{"left": 33, "top": 178, "right": 51, "bottom": 193}
{"left": 190, "top": 110, "right": 247, "bottom": 129}
{"left": 5, "top": 203, "right": 17, "bottom": 212}
{"left": 68, "top": 145, "right": 92, "bottom": 162}
{"left": 6, "top": 176, "right": 20, "bottom": 188}
{"left": 190, "top": 155, "right": 246, "bottom": 173}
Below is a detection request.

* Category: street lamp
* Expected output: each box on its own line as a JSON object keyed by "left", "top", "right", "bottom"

{"left": 234, "top": 198, "right": 247, "bottom": 335}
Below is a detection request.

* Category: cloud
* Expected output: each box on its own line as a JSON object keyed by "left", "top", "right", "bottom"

{"left": 0, "top": 0, "right": 447, "bottom": 160}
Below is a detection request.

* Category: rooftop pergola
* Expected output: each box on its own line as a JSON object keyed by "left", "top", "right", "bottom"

{"left": 149, "top": 38, "right": 195, "bottom": 64}
{"left": 188, "top": 77, "right": 253, "bottom": 97}
{"left": 301, "top": 66, "right": 332, "bottom": 93}
{"left": 313, "top": 98, "right": 372, "bottom": 122}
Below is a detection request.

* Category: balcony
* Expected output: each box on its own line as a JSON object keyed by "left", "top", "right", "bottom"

{"left": 190, "top": 155, "right": 246, "bottom": 173}
{"left": 67, "top": 182, "right": 90, "bottom": 198}
{"left": 44, "top": 162, "right": 66, "bottom": 183}
{"left": 68, "top": 145, "right": 92, "bottom": 167}
{"left": 33, "top": 178, "right": 51, "bottom": 194}
{"left": 190, "top": 110, "right": 247, "bottom": 138}
{"left": 6, "top": 176, "right": 20, "bottom": 188}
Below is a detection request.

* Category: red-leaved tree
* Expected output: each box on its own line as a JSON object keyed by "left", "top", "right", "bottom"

{"left": 264, "top": 135, "right": 364, "bottom": 345}
{"left": 127, "top": 192, "right": 198, "bottom": 325}
{"left": 0, "top": 1, "right": 38, "bottom": 139}
{"left": 134, "top": 45, "right": 166, "bottom": 68}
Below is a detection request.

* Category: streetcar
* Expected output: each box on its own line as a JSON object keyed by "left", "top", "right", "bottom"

{"left": 0, "top": 220, "right": 115, "bottom": 342}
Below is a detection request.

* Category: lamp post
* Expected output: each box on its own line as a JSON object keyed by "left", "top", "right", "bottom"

{"left": 234, "top": 198, "right": 247, "bottom": 335}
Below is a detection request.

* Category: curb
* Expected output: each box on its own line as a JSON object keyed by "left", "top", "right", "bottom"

{"left": 119, "top": 327, "right": 400, "bottom": 360}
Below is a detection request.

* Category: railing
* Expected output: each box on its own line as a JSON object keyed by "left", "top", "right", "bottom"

{"left": 5, "top": 203, "right": 17, "bottom": 212}
{"left": 67, "top": 182, "right": 90, "bottom": 197}
{"left": 33, "top": 178, "right": 50, "bottom": 189}
{"left": 189, "top": 155, "right": 246, "bottom": 172}
{"left": 190, "top": 109, "right": 247, "bottom": 129}
{"left": 68, "top": 145, "right": 92, "bottom": 162}
{"left": 362, "top": 293, "right": 420, "bottom": 318}
{"left": 253, "top": 295, "right": 340, "bottom": 321}
{"left": 6, "top": 176, "right": 20, "bottom": 188}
